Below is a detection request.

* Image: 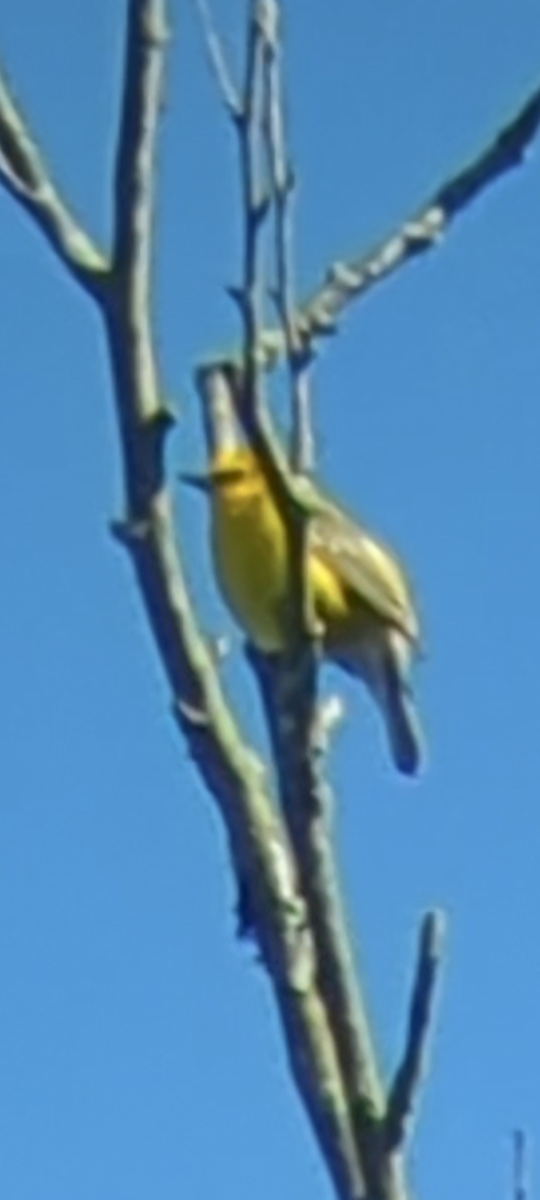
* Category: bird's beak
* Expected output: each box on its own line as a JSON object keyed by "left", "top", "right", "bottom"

{"left": 179, "top": 464, "right": 248, "bottom": 492}
{"left": 178, "top": 470, "right": 213, "bottom": 493}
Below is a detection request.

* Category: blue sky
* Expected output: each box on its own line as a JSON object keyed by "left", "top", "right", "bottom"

{"left": 1, "top": 2, "right": 539, "bottom": 1198}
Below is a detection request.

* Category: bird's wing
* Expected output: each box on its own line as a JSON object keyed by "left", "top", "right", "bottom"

{"left": 310, "top": 502, "right": 420, "bottom": 645}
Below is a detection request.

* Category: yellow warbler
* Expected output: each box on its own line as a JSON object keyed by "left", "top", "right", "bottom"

{"left": 185, "top": 446, "right": 424, "bottom": 775}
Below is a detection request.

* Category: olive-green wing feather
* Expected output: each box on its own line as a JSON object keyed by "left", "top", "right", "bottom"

{"left": 310, "top": 500, "right": 420, "bottom": 645}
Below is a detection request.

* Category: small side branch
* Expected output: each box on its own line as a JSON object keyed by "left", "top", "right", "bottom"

{"left": 192, "top": 0, "right": 241, "bottom": 117}
{"left": 228, "top": 0, "right": 310, "bottom": 510}
{"left": 385, "top": 910, "right": 445, "bottom": 1152}
{"left": 235, "top": 0, "right": 268, "bottom": 434}
{"left": 261, "top": 3, "right": 314, "bottom": 473}
{"left": 257, "top": 81, "right": 540, "bottom": 367}
{"left": 0, "top": 70, "right": 107, "bottom": 291}
{"left": 230, "top": 0, "right": 317, "bottom": 634}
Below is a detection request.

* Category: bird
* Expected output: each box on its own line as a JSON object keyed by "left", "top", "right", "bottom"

{"left": 182, "top": 444, "right": 425, "bottom": 775}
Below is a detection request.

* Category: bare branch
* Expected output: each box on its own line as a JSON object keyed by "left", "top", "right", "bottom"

{"left": 107, "top": 10, "right": 365, "bottom": 1195}
{"left": 257, "top": 81, "right": 540, "bottom": 367}
{"left": 200, "top": 14, "right": 412, "bottom": 1193}
{"left": 107, "top": 0, "right": 172, "bottom": 522}
{"left": 1, "top": 6, "right": 487, "bottom": 1198}
{"left": 385, "top": 910, "right": 445, "bottom": 1151}
{"left": 109, "top": 6, "right": 370, "bottom": 1192}
{"left": 0, "top": 12, "right": 365, "bottom": 1192}
{"left": 256, "top": 14, "right": 409, "bottom": 1197}
{"left": 115, "top": 495, "right": 368, "bottom": 1200}
{"left": 261, "top": 1, "right": 314, "bottom": 473}
{"left": 230, "top": 0, "right": 318, "bottom": 634}
{"left": 0, "top": 70, "right": 107, "bottom": 292}
{"left": 192, "top": 0, "right": 241, "bottom": 117}
{"left": 236, "top": 0, "right": 268, "bottom": 432}
{"left": 112, "top": 0, "right": 168, "bottom": 404}
{"left": 194, "top": 365, "right": 369, "bottom": 1200}
{"left": 513, "top": 1130, "right": 529, "bottom": 1200}
{"left": 250, "top": 646, "right": 413, "bottom": 1200}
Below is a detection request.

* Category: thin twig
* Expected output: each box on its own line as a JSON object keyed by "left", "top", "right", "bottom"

{"left": 237, "top": 0, "right": 267, "bottom": 432}
{"left": 231, "top": 2, "right": 317, "bottom": 627}
{"left": 261, "top": 1, "right": 314, "bottom": 473}
{"left": 257, "top": 81, "right": 540, "bottom": 368}
{"left": 513, "top": 1131, "right": 529, "bottom": 1200}
{"left": 223, "top": 4, "right": 291, "bottom": 480}
{"left": 192, "top": 0, "right": 241, "bottom": 117}
{"left": 0, "top": 71, "right": 107, "bottom": 291}
{"left": 385, "top": 910, "right": 445, "bottom": 1151}
{"left": 253, "top": 1, "right": 318, "bottom": 638}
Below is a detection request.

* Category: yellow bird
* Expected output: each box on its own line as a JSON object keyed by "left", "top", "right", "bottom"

{"left": 184, "top": 445, "right": 424, "bottom": 775}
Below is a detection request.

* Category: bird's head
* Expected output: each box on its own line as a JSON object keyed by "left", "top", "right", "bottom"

{"left": 179, "top": 447, "right": 264, "bottom": 503}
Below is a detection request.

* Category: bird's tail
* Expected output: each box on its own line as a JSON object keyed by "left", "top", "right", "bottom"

{"left": 335, "top": 629, "right": 424, "bottom": 776}
{"left": 380, "top": 646, "right": 424, "bottom": 776}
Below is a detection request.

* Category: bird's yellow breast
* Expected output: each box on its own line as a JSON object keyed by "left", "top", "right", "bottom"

{"left": 210, "top": 472, "right": 374, "bottom": 652}
{"left": 212, "top": 476, "right": 290, "bottom": 651}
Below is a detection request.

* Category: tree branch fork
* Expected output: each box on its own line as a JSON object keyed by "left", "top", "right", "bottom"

{"left": 0, "top": 3, "right": 537, "bottom": 1197}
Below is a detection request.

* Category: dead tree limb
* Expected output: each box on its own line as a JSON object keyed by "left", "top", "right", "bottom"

{"left": 0, "top": 5, "right": 371, "bottom": 1198}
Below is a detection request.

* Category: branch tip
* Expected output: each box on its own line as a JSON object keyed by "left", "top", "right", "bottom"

{"left": 173, "top": 695, "right": 210, "bottom": 729}
{"left": 257, "top": 79, "right": 540, "bottom": 370}
{"left": 152, "top": 404, "right": 178, "bottom": 434}
{"left": 0, "top": 69, "right": 106, "bottom": 286}
{"left": 109, "top": 516, "right": 151, "bottom": 546}
{"left": 226, "top": 283, "right": 247, "bottom": 314}
{"left": 192, "top": 0, "right": 241, "bottom": 117}
{"left": 254, "top": 0, "right": 280, "bottom": 52}
{"left": 385, "top": 908, "right": 445, "bottom": 1152}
